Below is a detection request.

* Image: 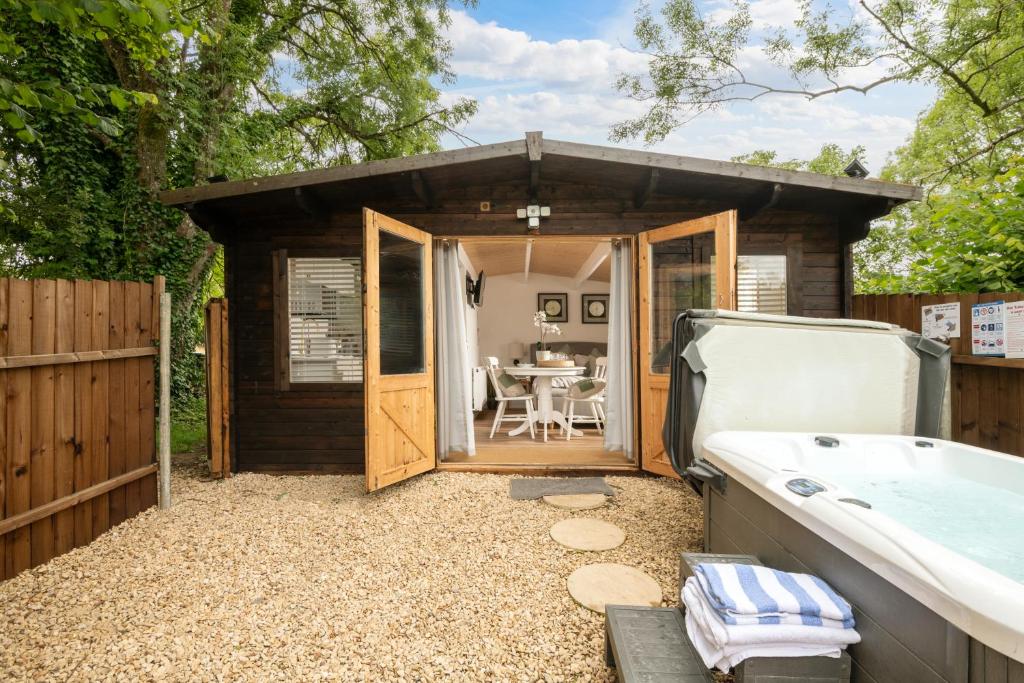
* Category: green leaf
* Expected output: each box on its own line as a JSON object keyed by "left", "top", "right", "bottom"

{"left": 109, "top": 89, "right": 129, "bottom": 110}
{"left": 4, "top": 110, "right": 26, "bottom": 129}
{"left": 14, "top": 84, "right": 41, "bottom": 108}
{"left": 131, "top": 91, "right": 157, "bottom": 106}
{"left": 96, "top": 116, "right": 121, "bottom": 136}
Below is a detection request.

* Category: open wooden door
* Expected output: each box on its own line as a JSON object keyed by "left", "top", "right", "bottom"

{"left": 637, "top": 210, "right": 737, "bottom": 478}
{"left": 363, "top": 208, "right": 436, "bottom": 492}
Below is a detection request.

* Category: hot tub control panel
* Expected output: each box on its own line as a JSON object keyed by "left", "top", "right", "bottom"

{"left": 786, "top": 478, "right": 827, "bottom": 497}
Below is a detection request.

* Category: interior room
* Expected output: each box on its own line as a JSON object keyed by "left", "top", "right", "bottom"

{"left": 436, "top": 237, "right": 634, "bottom": 469}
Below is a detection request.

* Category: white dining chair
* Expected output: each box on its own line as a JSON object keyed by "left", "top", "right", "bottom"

{"left": 484, "top": 357, "right": 536, "bottom": 439}
{"left": 562, "top": 357, "right": 608, "bottom": 439}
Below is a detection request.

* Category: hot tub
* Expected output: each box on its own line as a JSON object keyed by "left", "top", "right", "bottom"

{"left": 701, "top": 431, "right": 1024, "bottom": 680}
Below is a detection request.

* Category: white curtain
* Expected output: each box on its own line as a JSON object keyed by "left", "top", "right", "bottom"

{"left": 434, "top": 241, "right": 476, "bottom": 458}
{"left": 604, "top": 240, "right": 634, "bottom": 458}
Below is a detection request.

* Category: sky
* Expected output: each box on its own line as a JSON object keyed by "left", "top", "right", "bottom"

{"left": 436, "top": 0, "right": 937, "bottom": 174}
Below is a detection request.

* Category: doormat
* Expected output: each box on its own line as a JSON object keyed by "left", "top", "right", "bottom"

{"left": 509, "top": 477, "right": 615, "bottom": 500}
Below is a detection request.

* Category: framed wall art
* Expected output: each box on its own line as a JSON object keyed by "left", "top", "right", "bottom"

{"left": 582, "top": 294, "right": 609, "bottom": 324}
{"left": 537, "top": 292, "right": 568, "bottom": 322}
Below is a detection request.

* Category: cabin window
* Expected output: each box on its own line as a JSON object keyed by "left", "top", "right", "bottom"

{"left": 286, "top": 257, "right": 363, "bottom": 383}
{"left": 710, "top": 251, "right": 792, "bottom": 316}
{"left": 736, "top": 254, "right": 788, "bottom": 315}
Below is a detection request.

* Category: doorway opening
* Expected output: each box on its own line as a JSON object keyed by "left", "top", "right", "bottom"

{"left": 435, "top": 236, "right": 636, "bottom": 470}
{"left": 360, "top": 208, "right": 737, "bottom": 489}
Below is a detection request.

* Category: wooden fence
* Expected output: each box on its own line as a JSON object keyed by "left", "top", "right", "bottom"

{"left": 204, "top": 298, "right": 230, "bottom": 478}
{"left": 0, "top": 276, "right": 162, "bottom": 580}
{"left": 853, "top": 292, "right": 1024, "bottom": 457}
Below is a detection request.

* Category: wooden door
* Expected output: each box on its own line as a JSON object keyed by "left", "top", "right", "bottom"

{"left": 363, "top": 209, "right": 436, "bottom": 492}
{"left": 637, "top": 211, "right": 737, "bottom": 477}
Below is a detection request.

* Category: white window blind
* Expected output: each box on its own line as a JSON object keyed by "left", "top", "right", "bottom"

{"left": 288, "top": 257, "right": 362, "bottom": 382}
{"left": 737, "top": 255, "right": 788, "bottom": 315}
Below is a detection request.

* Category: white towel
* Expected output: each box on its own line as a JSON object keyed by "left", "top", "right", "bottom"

{"left": 685, "top": 609, "right": 844, "bottom": 671}
{"left": 683, "top": 578, "right": 860, "bottom": 672}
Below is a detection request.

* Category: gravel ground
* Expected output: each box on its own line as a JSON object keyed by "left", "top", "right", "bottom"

{"left": 0, "top": 455, "right": 704, "bottom": 681}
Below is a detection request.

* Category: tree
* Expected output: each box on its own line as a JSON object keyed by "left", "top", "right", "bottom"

{"left": 0, "top": 0, "right": 185, "bottom": 146}
{"left": 1, "top": 0, "right": 476, "bottom": 396}
{"left": 732, "top": 143, "right": 867, "bottom": 176}
{"left": 857, "top": 161, "right": 1024, "bottom": 293}
{"left": 856, "top": 68, "right": 1024, "bottom": 293}
{"left": 614, "top": 0, "right": 1024, "bottom": 172}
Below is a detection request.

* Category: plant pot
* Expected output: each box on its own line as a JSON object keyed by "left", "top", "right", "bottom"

{"left": 537, "top": 350, "right": 552, "bottom": 361}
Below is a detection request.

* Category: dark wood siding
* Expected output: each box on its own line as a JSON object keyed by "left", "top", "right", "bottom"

{"left": 223, "top": 179, "right": 844, "bottom": 472}
{"left": 228, "top": 219, "right": 365, "bottom": 473}
{"left": 739, "top": 210, "right": 842, "bottom": 318}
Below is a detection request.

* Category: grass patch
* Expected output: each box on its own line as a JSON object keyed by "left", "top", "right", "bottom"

{"left": 171, "top": 396, "right": 207, "bottom": 454}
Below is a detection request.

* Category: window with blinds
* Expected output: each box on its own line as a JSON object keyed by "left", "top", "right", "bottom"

{"left": 287, "top": 257, "right": 363, "bottom": 383}
{"left": 736, "top": 255, "right": 788, "bottom": 315}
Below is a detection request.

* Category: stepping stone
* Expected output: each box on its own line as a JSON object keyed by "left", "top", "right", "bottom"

{"left": 567, "top": 563, "right": 662, "bottom": 614}
{"left": 542, "top": 493, "right": 608, "bottom": 510}
{"left": 550, "top": 518, "right": 625, "bottom": 551}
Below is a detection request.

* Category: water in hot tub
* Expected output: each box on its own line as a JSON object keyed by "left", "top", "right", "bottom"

{"left": 838, "top": 473, "right": 1024, "bottom": 584}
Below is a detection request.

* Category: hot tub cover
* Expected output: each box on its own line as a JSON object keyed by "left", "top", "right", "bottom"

{"left": 662, "top": 310, "right": 951, "bottom": 481}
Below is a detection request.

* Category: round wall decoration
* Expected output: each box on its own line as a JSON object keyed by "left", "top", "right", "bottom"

{"left": 537, "top": 293, "right": 568, "bottom": 322}
{"left": 582, "top": 294, "right": 610, "bottom": 324}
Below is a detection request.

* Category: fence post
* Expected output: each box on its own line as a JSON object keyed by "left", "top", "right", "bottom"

{"left": 158, "top": 290, "right": 172, "bottom": 509}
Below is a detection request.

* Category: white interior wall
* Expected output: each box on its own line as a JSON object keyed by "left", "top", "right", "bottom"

{"left": 476, "top": 273, "right": 609, "bottom": 366}
{"left": 457, "top": 246, "right": 479, "bottom": 369}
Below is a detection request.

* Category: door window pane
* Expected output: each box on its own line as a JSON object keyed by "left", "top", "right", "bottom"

{"left": 288, "top": 257, "right": 363, "bottom": 382}
{"left": 649, "top": 233, "right": 715, "bottom": 373}
{"left": 379, "top": 230, "right": 425, "bottom": 375}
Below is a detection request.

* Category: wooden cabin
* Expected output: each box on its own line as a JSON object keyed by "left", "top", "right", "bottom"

{"left": 160, "top": 132, "right": 921, "bottom": 490}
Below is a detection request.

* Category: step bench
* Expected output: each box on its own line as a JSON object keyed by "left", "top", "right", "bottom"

{"left": 605, "top": 552, "right": 852, "bottom": 683}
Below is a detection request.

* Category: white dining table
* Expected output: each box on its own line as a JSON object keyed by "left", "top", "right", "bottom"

{"left": 504, "top": 365, "right": 586, "bottom": 442}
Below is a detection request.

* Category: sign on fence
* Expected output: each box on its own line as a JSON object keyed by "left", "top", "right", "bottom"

{"left": 972, "top": 301, "right": 1006, "bottom": 357}
{"left": 921, "top": 302, "right": 960, "bottom": 340}
{"left": 1005, "top": 301, "right": 1024, "bottom": 360}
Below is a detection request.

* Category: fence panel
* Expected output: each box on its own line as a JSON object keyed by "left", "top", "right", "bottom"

{"left": 853, "top": 292, "right": 1024, "bottom": 457}
{"left": 0, "top": 276, "right": 162, "bottom": 581}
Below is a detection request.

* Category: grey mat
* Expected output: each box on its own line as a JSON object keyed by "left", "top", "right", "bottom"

{"left": 509, "top": 477, "right": 615, "bottom": 500}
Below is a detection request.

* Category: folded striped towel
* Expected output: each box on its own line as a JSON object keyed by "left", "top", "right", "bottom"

{"left": 694, "top": 563, "right": 855, "bottom": 628}
{"left": 683, "top": 579, "right": 859, "bottom": 671}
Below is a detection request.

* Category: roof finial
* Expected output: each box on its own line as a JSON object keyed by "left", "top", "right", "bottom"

{"left": 844, "top": 159, "right": 869, "bottom": 178}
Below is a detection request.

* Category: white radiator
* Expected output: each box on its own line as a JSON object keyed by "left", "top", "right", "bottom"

{"left": 471, "top": 366, "right": 487, "bottom": 412}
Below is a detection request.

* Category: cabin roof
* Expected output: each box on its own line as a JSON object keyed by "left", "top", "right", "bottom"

{"left": 159, "top": 132, "right": 922, "bottom": 224}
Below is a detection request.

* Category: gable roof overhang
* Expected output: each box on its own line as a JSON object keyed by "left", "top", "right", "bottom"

{"left": 159, "top": 132, "right": 922, "bottom": 239}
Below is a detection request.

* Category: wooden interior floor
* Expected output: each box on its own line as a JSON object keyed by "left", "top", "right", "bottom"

{"left": 441, "top": 410, "right": 635, "bottom": 468}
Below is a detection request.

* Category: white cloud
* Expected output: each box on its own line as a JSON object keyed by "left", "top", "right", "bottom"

{"left": 441, "top": 89, "right": 645, "bottom": 140}
{"left": 707, "top": 0, "right": 802, "bottom": 29}
{"left": 447, "top": 11, "right": 649, "bottom": 87}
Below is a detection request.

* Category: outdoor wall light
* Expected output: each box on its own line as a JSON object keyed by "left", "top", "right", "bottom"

{"left": 517, "top": 204, "right": 550, "bottom": 232}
